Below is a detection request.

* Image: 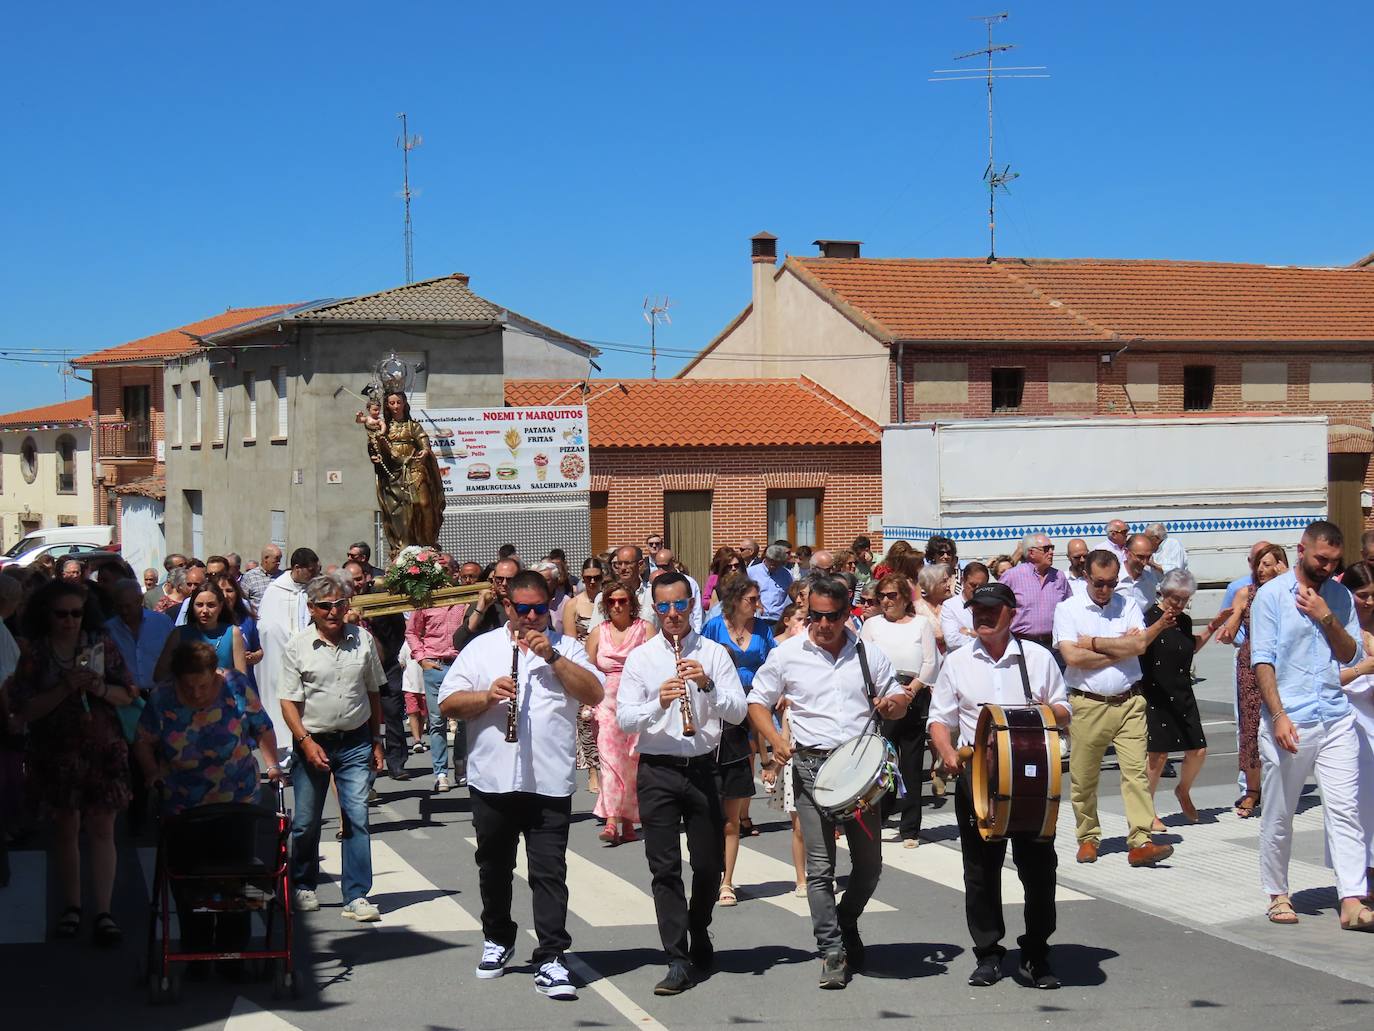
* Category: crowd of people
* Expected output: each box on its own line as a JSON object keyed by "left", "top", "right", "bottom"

{"left": 1, "top": 518, "right": 1372, "bottom": 999}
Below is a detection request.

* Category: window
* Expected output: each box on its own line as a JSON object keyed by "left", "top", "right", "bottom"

{"left": 20, "top": 436, "right": 37, "bottom": 483}
{"left": 243, "top": 372, "right": 257, "bottom": 438}
{"left": 768, "top": 490, "right": 822, "bottom": 548}
{"left": 270, "top": 509, "right": 287, "bottom": 549}
{"left": 122, "top": 384, "right": 151, "bottom": 456}
{"left": 56, "top": 434, "right": 76, "bottom": 494}
{"left": 990, "top": 367, "right": 1025, "bottom": 412}
{"left": 272, "top": 366, "right": 288, "bottom": 438}
{"left": 1184, "top": 365, "right": 1215, "bottom": 411}
{"left": 214, "top": 376, "right": 225, "bottom": 442}
{"left": 171, "top": 384, "right": 182, "bottom": 446}
{"left": 191, "top": 381, "right": 202, "bottom": 444}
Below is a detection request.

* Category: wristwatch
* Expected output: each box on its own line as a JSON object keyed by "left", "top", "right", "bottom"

{"left": 701, "top": 677, "right": 715, "bottom": 694}
{"left": 1320, "top": 613, "right": 1335, "bottom": 627}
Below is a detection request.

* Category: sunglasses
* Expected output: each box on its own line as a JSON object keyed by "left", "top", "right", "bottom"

{"left": 311, "top": 599, "right": 349, "bottom": 612}
{"left": 647, "top": 540, "right": 663, "bottom": 548}
{"left": 654, "top": 598, "right": 692, "bottom": 615}
{"left": 860, "top": 597, "right": 878, "bottom": 605}
{"left": 583, "top": 573, "right": 603, "bottom": 582}
{"left": 512, "top": 602, "right": 550, "bottom": 616}
{"left": 877, "top": 590, "right": 902, "bottom": 600}
{"left": 492, "top": 575, "right": 509, "bottom": 584}
{"left": 606, "top": 596, "right": 630, "bottom": 607}
{"left": 1030, "top": 545, "right": 1054, "bottom": 552}
{"left": 53, "top": 608, "right": 84, "bottom": 619}
{"left": 807, "top": 608, "right": 847, "bottom": 623}
{"left": 1089, "top": 578, "right": 1119, "bottom": 590}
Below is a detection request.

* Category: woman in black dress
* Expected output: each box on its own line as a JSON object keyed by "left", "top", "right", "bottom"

{"left": 1143, "top": 568, "right": 1230, "bottom": 827}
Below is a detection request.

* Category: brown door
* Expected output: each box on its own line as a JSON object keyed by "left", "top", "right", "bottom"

{"left": 664, "top": 491, "right": 712, "bottom": 584}
{"left": 1327, "top": 453, "right": 1368, "bottom": 565}
{"left": 589, "top": 492, "right": 609, "bottom": 558}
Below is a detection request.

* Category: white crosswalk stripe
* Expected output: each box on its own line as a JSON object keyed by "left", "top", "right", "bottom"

{"left": 223, "top": 995, "right": 306, "bottom": 1030}
{"left": 0, "top": 851, "right": 46, "bottom": 944}
{"left": 319, "top": 839, "right": 479, "bottom": 932}
{"left": 721, "top": 836, "right": 897, "bottom": 915}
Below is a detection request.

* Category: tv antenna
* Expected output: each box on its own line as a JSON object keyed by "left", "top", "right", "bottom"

{"left": 930, "top": 13, "right": 1048, "bottom": 261}
{"left": 397, "top": 113, "right": 422, "bottom": 283}
{"left": 643, "top": 296, "right": 672, "bottom": 380}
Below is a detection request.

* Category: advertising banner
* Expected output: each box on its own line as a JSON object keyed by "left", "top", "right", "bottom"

{"left": 424, "top": 405, "right": 590, "bottom": 497}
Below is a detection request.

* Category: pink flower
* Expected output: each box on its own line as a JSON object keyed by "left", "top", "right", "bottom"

{"left": 416, "top": 551, "right": 432, "bottom": 562}
{"left": 408, "top": 565, "right": 421, "bottom": 574}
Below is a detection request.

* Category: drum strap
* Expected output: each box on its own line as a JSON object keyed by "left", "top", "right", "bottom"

{"left": 1013, "top": 647, "right": 1034, "bottom": 704}
{"left": 855, "top": 639, "right": 880, "bottom": 734}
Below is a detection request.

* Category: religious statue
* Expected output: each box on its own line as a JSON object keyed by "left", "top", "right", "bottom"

{"left": 361, "top": 362, "right": 446, "bottom": 552}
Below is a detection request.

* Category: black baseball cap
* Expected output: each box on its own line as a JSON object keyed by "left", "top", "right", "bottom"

{"left": 965, "top": 582, "right": 1018, "bottom": 609}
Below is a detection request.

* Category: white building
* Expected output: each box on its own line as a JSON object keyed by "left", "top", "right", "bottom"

{"left": 0, "top": 396, "right": 95, "bottom": 552}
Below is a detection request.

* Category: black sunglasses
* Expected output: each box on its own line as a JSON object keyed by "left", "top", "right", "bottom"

{"left": 807, "top": 608, "right": 848, "bottom": 623}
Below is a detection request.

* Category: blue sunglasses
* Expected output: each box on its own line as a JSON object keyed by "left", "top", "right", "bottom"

{"left": 512, "top": 602, "right": 550, "bottom": 616}
{"left": 654, "top": 598, "right": 693, "bottom": 615}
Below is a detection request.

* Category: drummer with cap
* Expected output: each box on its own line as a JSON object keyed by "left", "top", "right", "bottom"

{"left": 749, "top": 575, "right": 908, "bottom": 991}
{"left": 929, "top": 582, "right": 1071, "bottom": 991}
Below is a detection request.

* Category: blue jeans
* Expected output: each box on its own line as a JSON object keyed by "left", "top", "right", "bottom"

{"left": 423, "top": 664, "right": 465, "bottom": 778}
{"left": 291, "top": 724, "right": 373, "bottom": 904}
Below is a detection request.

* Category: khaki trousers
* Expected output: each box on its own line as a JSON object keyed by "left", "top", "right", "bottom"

{"left": 1068, "top": 692, "right": 1155, "bottom": 849}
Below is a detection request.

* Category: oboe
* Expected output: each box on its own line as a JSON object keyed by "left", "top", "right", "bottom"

{"left": 505, "top": 634, "right": 520, "bottom": 744}
{"left": 672, "top": 634, "right": 696, "bottom": 737}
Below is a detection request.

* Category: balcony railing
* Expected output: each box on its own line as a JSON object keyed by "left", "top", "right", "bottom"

{"left": 98, "top": 420, "right": 153, "bottom": 459}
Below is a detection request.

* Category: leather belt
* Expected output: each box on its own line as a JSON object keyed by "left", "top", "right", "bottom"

{"left": 1071, "top": 684, "right": 1143, "bottom": 706}
{"left": 639, "top": 752, "right": 715, "bottom": 770}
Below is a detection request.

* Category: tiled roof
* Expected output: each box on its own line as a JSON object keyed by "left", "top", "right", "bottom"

{"left": 108, "top": 474, "right": 166, "bottom": 499}
{"left": 71, "top": 305, "right": 296, "bottom": 367}
{"left": 297, "top": 273, "right": 505, "bottom": 322}
{"left": 788, "top": 256, "right": 1374, "bottom": 343}
{"left": 0, "top": 395, "right": 92, "bottom": 430}
{"left": 504, "top": 377, "right": 879, "bottom": 448}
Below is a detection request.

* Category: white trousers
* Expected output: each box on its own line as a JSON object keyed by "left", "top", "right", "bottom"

{"left": 1354, "top": 702, "right": 1374, "bottom": 868}
{"left": 1258, "top": 709, "right": 1366, "bottom": 899}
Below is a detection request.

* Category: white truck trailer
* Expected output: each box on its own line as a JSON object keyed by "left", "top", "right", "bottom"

{"left": 880, "top": 415, "right": 1331, "bottom": 587}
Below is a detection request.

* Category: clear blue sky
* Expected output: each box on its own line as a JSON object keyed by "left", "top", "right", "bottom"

{"left": 2, "top": 2, "right": 1371, "bottom": 408}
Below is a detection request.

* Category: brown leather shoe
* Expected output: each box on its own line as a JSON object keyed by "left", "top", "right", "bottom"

{"left": 1128, "top": 841, "right": 1175, "bottom": 867}
{"left": 1075, "top": 840, "right": 1098, "bottom": 864}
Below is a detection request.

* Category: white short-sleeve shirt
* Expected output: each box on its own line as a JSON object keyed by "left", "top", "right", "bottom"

{"left": 929, "top": 638, "right": 1070, "bottom": 747}
{"left": 1052, "top": 591, "right": 1146, "bottom": 696}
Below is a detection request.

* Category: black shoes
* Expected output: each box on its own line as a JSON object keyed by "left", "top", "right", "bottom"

{"left": 1017, "top": 958, "right": 1060, "bottom": 990}
{"left": 968, "top": 956, "right": 1003, "bottom": 987}
{"left": 839, "top": 923, "right": 865, "bottom": 971}
{"left": 654, "top": 961, "right": 695, "bottom": 996}
{"left": 818, "top": 951, "right": 849, "bottom": 990}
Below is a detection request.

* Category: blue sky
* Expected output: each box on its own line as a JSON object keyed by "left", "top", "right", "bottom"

{"left": 2, "top": 2, "right": 1371, "bottom": 407}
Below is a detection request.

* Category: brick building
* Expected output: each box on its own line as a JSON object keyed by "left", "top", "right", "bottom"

{"left": 681, "top": 235, "right": 1374, "bottom": 537}
{"left": 504, "top": 378, "right": 880, "bottom": 578}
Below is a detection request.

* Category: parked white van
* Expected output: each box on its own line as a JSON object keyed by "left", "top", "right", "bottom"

{"left": 0, "top": 525, "right": 116, "bottom": 566}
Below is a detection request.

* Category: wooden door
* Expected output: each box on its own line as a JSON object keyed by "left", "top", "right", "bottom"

{"left": 589, "top": 492, "right": 609, "bottom": 558}
{"left": 1327, "top": 453, "right": 1368, "bottom": 565}
{"left": 664, "top": 491, "right": 712, "bottom": 585}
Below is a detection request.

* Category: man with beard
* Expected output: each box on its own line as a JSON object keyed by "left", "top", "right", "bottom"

{"left": 1250, "top": 520, "right": 1372, "bottom": 931}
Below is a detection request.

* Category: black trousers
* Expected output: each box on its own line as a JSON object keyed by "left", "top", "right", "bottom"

{"left": 881, "top": 689, "right": 930, "bottom": 838}
{"left": 954, "top": 770, "right": 1057, "bottom": 963}
{"left": 470, "top": 789, "right": 572, "bottom": 963}
{"left": 636, "top": 755, "right": 725, "bottom": 963}
{"left": 378, "top": 674, "right": 409, "bottom": 774}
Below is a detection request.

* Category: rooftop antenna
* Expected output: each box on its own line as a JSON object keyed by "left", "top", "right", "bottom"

{"left": 930, "top": 13, "right": 1048, "bottom": 261}
{"left": 643, "top": 296, "right": 672, "bottom": 380}
{"left": 397, "top": 113, "right": 422, "bottom": 283}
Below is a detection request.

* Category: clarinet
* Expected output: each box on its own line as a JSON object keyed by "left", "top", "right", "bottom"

{"left": 505, "top": 635, "right": 520, "bottom": 744}
{"left": 673, "top": 634, "right": 696, "bottom": 737}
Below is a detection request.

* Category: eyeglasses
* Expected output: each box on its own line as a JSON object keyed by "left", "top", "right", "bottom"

{"left": 653, "top": 562, "right": 674, "bottom": 571}
{"left": 311, "top": 599, "right": 349, "bottom": 612}
{"left": 807, "top": 608, "right": 847, "bottom": 623}
{"left": 860, "top": 597, "right": 878, "bottom": 606}
{"left": 512, "top": 602, "right": 550, "bottom": 616}
{"left": 1089, "top": 578, "right": 1119, "bottom": 590}
{"left": 606, "top": 596, "right": 630, "bottom": 607}
{"left": 492, "top": 575, "right": 509, "bottom": 584}
{"left": 1029, "top": 545, "right": 1054, "bottom": 552}
{"left": 53, "top": 608, "right": 84, "bottom": 619}
{"left": 654, "top": 598, "right": 692, "bottom": 615}
{"left": 1108, "top": 529, "right": 1127, "bottom": 537}
{"left": 646, "top": 539, "right": 663, "bottom": 548}
{"left": 877, "top": 590, "right": 902, "bottom": 600}
{"left": 583, "top": 574, "right": 603, "bottom": 583}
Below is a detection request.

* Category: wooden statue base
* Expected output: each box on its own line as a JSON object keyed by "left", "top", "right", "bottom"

{"left": 350, "top": 582, "right": 490, "bottom": 618}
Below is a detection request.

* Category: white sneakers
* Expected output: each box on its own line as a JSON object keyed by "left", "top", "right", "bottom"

{"left": 342, "top": 897, "right": 381, "bottom": 922}
{"left": 435, "top": 774, "right": 452, "bottom": 793}
{"left": 533, "top": 956, "right": 577, "bottom": 999}
{"left": 475, "top": 939, "right": 516, "bottom": 978}
{"left": 293, "top": 888, "right": 320, "bottom": 912}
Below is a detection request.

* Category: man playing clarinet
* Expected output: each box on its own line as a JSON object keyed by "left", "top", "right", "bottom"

{"left": 618, "top": 571, "right": 747, "bottom": 996}
{"left": 438, "top": 570, "right": 603, "bottom": 1000}
{"left": 929, "top": 582, "right": 1071, "bottom": 990}
{"left": 748, "top": 575, "right": 908, "bottom": 990}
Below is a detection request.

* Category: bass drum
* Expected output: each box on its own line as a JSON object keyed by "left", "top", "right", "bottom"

{"left": 970, "top": 703, "right": 1062, "bottom": 842}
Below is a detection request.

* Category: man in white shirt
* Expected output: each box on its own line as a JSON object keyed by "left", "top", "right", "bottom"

{"left": 930, "top": 582, "right": 1071, "bottom": 990}
{"left": 257, "top": 548, "right": 320, "bottom": 761}
{"left": 942, "top": 562, "right": 990, "bottom": 653}
{"left": 748, "top": 577, "right": 909, "bottom": 991}
{"left": 1145, "top": 523, "right": 1188, "bottom": 574}
{"left": 1094, "top": 520, "right": 1130, "bottom": 567}
{"left": 1115, "top": 534, "right": 1160, "bottom": 612}
{"left": 1065, "top": 539, "right": 1090, "bottom": 598}
{"left": 1054, "top": 549, "right": 1176, "bottom": 868}
{"left": 618, "top": 572, "right": 747, "bottom": 996}
{"left": 438, "top": 571, "right": 604, "bottom": 1000}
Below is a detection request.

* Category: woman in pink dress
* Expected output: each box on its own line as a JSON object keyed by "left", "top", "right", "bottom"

{"left": 586, "top": 581, "right": 655, "bottom": 845}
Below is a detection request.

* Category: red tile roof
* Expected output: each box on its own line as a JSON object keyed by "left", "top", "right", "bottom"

{"left": 788, "top": 257, "right": 1374, "bottom": 343}
{"left": 503, "top": 377, "right": 879, "bottom": 448}
{"left": 0, "top": 395, "right": 92, "bottom": 430}
{"left": 71, "top": 305, "right": 297, "bottom": 367}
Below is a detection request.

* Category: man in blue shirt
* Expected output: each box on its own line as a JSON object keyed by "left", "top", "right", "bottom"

{"left": 746, "top": 544, "right": 793, "bottom": 621}
{"left": 1250, "top": 520, "right": 1373, "bottom": 931}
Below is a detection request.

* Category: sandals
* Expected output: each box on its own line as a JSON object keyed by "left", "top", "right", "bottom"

{"left": 739, "top": 818, "right": 759, "bottom": 838}
{"left": 1266, "top": 897, "right": 1299, "bottom": 925}
{"left": 1235, "top": 790, "right": 1261, "bottom": 819}
{"left": 1340, "top": 905, "right": 1374, "bottom": 932}
{"left": 55, "top": 905, "right": 81, "bottom": 939}
{"left": 718, "top": 885, "right": 738, "bottom": 907}
{"left": 92, "top": 911, "right": 122, "bottom": 947}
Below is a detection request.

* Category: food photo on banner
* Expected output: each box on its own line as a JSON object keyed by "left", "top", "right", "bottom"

{"left": 422, "top": 406, "right": 590, "bottom": 496}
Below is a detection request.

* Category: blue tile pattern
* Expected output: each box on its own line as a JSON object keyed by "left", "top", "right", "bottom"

{"left": 880, "top": 515, "right": 1319, "bottom": 544}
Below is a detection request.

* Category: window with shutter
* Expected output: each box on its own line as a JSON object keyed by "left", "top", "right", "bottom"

{"left": 243, "top": 372, "right": 256, "bottom": 439}
{"left": 172, "top": 384, "right": 182, "bottom": 446}
{"left": 191, "top": 381, "right": 202, "bottom": 444}
{"left": 273, "top": 367, "right": 288, "bottom": 437}
{"left": 214, "top": 377, "right": 225, "bottom": 442}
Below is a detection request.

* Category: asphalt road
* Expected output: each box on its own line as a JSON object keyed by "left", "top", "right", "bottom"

{"left": 5, "top": 711, "right": 1373, "bottom": 1031}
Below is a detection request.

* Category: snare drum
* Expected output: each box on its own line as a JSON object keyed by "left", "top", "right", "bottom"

{"left": 811, "top": 734, "right": 899, "bottom": 822}
{"left": 970, "top": 703, "right": 1062, "bottom": 842}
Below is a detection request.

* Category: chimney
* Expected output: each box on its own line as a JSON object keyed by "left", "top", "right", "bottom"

{"left": 751, "top": 232, "right": 778, "bottom": 357}
{"left": 814, "top": 239, "right": 862, "bottom": 259}
{"left": 751, "top": 232, "right": 777, "bottom": 264}
{"left": 449, "top": 272, "right": 470, "bottom": 286}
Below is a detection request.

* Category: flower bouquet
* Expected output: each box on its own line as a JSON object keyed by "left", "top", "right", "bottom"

{"left": 382, "top": 546, "right": 452, "bottom": 606}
